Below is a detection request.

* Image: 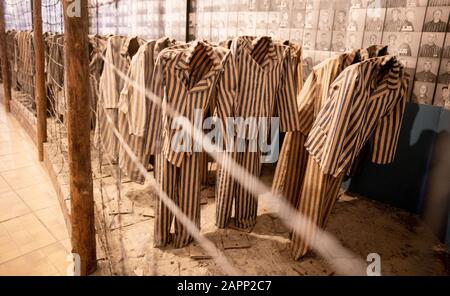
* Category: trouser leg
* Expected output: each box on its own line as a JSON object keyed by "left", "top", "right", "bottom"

{"left": 154, "top": 155, "right": 177, "bottom": 247}
{"left": 200, "top": 152, "right": 209, "bottom": 186}
{"left": 234, "top": 147, "right": 261, "bottom": 229}
{"left": 173, "top": 153, "right": 201, "bottom": 248}
{"left": 319, "top": 175, "right": 343, "bottom": 227}
{"left": 291, "top": 157, "right": 327, "bottom": 260}
{"left": 272, "top": 132, "right": 309, "bottom": 207}
{"left": 96, "top": 105, "right": 119, "bottom": 163}
{"left": 291, "top": 156, "right": 344, "bottom": 260}
{"left": 215, "top": 151, "right": 239, "bottom": 228}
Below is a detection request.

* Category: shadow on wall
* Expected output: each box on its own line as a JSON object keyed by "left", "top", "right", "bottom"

{"left": 347, "top": 103, "right": 437, "bottom": 212}
{"left": 347, "top": 103, "right": 450, "bottom": 243}
{"left": 423, "top": 116, "right": 450, "bottom": 243}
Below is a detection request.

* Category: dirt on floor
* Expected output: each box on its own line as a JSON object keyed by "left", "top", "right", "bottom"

{"left": 42, "top": 116, "right": 450, "bottom": 276}
{"left": 89, "top": 165, "right": 449, "bottom": 276}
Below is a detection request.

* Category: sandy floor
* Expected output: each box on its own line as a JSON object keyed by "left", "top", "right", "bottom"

{"left": 42, "top": 116, "right": 450, "bottom": 276}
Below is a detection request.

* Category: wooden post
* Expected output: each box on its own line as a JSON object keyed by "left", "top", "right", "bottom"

{"left": 62, "top": 0, "right": 97, "bottom": 275}
{"left": 0, "top": 0, "right": 12, "bottom": 112}
{"left": 33, "top": 0, "right": 47, "bottom": 161}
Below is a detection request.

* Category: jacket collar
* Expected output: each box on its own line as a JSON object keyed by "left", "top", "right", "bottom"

{"left": 175, "top": 40, "right": 223, "bottom": 72}
{"left": 372, "top": 55, "right": 403, "bottom": 91}
{"left": 120, "top": 36, "right": 141, "bottom": 58}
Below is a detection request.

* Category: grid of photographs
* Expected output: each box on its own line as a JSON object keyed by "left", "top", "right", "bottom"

{"left": 89, "top": 0, "right": 186, "bottom": 41}
{"left": 191, "top": 0, "right": 450, "bottom": 110}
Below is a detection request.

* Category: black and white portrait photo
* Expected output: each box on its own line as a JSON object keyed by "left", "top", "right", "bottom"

{"left": 318, "top": 10, "right": 333, "bottom": 31}
{"left": 333, "top": 10, "right": 348, "bottom": 31}
{"left": 419, "top": 33, "right": 444, "bottom": 58}
{"left": 412, "top": 82, "right": 435, "bottom": 105}
{"left": 384, "top": 8, "right": 403, "bottom": 31}
{"left": 291, "top": 10, "right": 305, "bottom": 28}
{"left": 315, "top": 31, "right": 332, "bottom": 51}
{"left": 365, "top": 8, "right": 386, "bottom": 32}
{"left": 438, "top": 60, "right": 450, "bottom": 84}
{"left": 303, "top": 30, "right": 316, "bottom": 50}
{"left": 347, "top": 8, "right": 366, "bottom": 31}
{"left": 363, "top": 32, "right": 382, "bottom": 47}
{"left": 434, "top": 84, "right": 450, "bottom": 109}
{"left": 423, "top": 8, "right": 449, "bottom": 32}
{"left": 415, "top": 58, "right": 439, "bottom": 83}
{"left": 332, "top": 31, "right": 347, "bottom": 51}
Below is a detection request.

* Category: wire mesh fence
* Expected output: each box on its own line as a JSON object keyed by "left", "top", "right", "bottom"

{"left": 5, "top": 0, "right": 35, "bottom": 117}
{"left": 1, "top": 0, "right": 370, "bottom": 276}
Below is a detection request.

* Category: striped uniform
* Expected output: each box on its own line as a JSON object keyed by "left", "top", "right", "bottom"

{"left": 423, "top": 20, "right": 448, "bottom": 33}
{"left": 281, "top": 40, "right": 304, "bottom": 98}
{"left": 419, "top": 44, "right": 441, "bottom": 58}
{"left": 292, "top": 56, "right": 409, "bottom": 260}
{"left": 88, "top": 34, "right": 108, "bottom": 128}
{"left": 429, "top": 0, "right": 450, "bottom": 5}
{"left": 216, "top": 36, "right": 300, "bottom": 230}
{"left": 6, "top": 30, "right": 16, "bottom": 90}
{"left": 14, "top": 31, "right": 35, "bottom": 101}
{"left": 117, "top": 37, "right": 176, "bottom": 184}
{"left": 95, "top": 36, "right": 145, "bottom": 163}
{"left": 273, "top": 46, "right": 387, "bottom": 209}
{"left": 148, "top": 41, "right": 235, "bottom": 247}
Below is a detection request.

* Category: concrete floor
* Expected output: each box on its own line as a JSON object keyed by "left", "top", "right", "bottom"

{"left": 0, "top": 100, "right": 71, "bottom": 276}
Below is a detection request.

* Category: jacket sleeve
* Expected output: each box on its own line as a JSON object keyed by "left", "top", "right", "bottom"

{"left": 297, "top": 70, "right": 318, "bottom": 135}
{"left": 214, "top": 52, "right": 237, "bottom": 151}
{"left": 370, "top": 79, "right": 407, "bottom": 165}
{"left": 276, "top": 49, "right": 301, "bottom": 133}
{"left": 99, "top": 39, "right": 119, "bottom": 109}
{"left": 144, "top": 54, "right": 165, "bottom": 155}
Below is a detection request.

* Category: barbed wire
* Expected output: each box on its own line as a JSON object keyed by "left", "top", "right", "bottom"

{"left": 99, "top": 54, "right": 368, "bottom": 276}
{"left": 3, "top": 0, "right": 369, "bottom": 276}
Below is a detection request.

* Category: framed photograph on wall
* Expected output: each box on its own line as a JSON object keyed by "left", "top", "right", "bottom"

{"left": 423, "top": 6, "right": 450, "bottom": 32}
{"left": 346, "top": 31, "right": 364, "bottom": 50}
{"left": 347, "top": 8, "right": 367, "bottom": 31}
{"left": 415, "top": 57, "right": 440, "bottom": 83}
{"left": 419, "top": 32, "right": 445, "bottom": 58}
{"left": 318, "top": 9, "right": 335, "bottom": 31}
{"left": 363, "top": 31, "right": 383, "bottom": 47}
{"left": 334, "top": 9, "right": 348, "bottom": 31}
{"left": 290, "top": 28, "right": 304, "bottom": 44}
{"left": 304, "top": 9, "right": 319, "bottom": 29}
{"left": 412, "top": 81, "right": 436, "bottom": 104}
{"left": 332, "top": 31, "right": 348, "bottom": 51}
{"left": 434, "top": 83, "right": 450, "bottom": 109}
{"left": 315, "top": 31, "right": 332, "bottom": 51}
{"left": 365, "top": 8, "right": 386, "bottom": 32}
{"left": 303, "top": 29, "right": 317, "bottom": 50}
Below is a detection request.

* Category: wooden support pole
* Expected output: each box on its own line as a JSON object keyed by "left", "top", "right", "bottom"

{"left": 0, "top": 0, "right": 12, "bottom": 112}
{"left": 63, "top": 0, "right": 97, "bottom": 275}
{"left": 33, "top": 0, "right": 47, "bottom": 161}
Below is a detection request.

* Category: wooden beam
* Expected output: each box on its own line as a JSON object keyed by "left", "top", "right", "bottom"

{"left": 33, "top": 0, "right": 47, "bottom": 161}
{"left": 62, "top": 0, "right": 97, "bottom": 276}
{"left": 0, "top": 0, "right": 12, "bottom": 112}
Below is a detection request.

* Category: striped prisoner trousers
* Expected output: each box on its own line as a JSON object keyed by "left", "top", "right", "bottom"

{"left": 117, "top": 110, "right": 149, "bottom": 184}
{"left": 272, "top": 131, "right": 309, "bottom": 207}
{"left": 95, "top": 105, "right": 119, "bottom": 163}
{"left": 291, "top": 156, "right": 343, "bottom": 260}
{"left": 154, "top": 153, "right": 201, "bottom": 248}
{"left": 216, "top": 141, "right": 261, "bottom": 229}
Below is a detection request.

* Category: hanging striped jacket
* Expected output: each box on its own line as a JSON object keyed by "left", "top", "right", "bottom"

{"left": 146, "top": 40, "right": 236, "bottom": 168}
{"left": 305, "top": 55, "right": 409, "bottom": 177}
